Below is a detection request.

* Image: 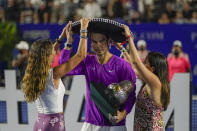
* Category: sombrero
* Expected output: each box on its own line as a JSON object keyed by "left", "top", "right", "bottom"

{"left": 72, "top": 18, "right": 128, "bottom": 43}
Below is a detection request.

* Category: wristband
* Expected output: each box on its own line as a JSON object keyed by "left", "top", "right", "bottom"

{"left": 120, "top": 47, "right": 127, "bottom": 53}
{"left": 120, "top": 41, "right": 127, "bottom": 46}
{"left": 80, "top": 35, "right": 88, "bottom": 39}
{"left": 58, "top": 35, "right": 64, "bottom": 41}
{"left": 120, "top": 33, "right": 134, "bottom": 46}
{"left": 55, "top": 35, "right": 64, "bottom": 44}
{"left": 56, "top": 38, "right": 63, "bottom": 44}
{"left": 126, "top": 35, "right": 132, "bottom": 40}
{"left": 80, "top": 29, "right": 88, "bottom": 33}
{"left": 127, "top": 32, "right": 135, "bottom": 40}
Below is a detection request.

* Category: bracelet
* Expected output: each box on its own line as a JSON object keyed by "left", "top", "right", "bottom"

{"left": 64, "top": 42, "right": 72, "bottom": 48}
{"left": 80, "top": 35, "right": 88, "bottom": 39}
{"left": 55, "top": 35, "right": 64, "bottom": 44}
{"left": 126, "top": 35, "right": 132, "bottom": 40}
{"left": 120, "top": 47, "right": 127, "bottom": 53}
{"left": 120, "top": 33, "right": 134, "bottom": 45}
{"left": 55, "top": 38, "right": 63, "bottom": 44}
{"left": 80, "top": 29, "right": 88, "bottom": 33}
{"left": 58, "top": 35, "right": 64, "bottom": 41}
{"left": 127, "top": 32, "right": 135, "bottom": 40}
{"left": 120, "top": 41, "right": 127, "bottom": 46}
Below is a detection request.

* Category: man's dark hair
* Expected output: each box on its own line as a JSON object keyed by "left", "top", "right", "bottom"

{"left": 89, "top": 31, "right": 110, "bottom": 40}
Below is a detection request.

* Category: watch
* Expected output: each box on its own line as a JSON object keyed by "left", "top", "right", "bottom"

{"left": 65, "top": 42, "right": 72, "bottom": 48}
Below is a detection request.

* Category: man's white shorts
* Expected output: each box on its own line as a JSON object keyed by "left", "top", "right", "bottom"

{"left": 81, "top": 122, "right": 127, "bottom": 131}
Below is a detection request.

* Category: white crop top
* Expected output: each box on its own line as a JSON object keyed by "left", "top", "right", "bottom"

{"left": 35, "top": 69, "right": 65, "bottom": 114}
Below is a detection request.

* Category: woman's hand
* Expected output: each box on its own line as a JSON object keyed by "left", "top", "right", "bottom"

{"left": 80, "top": 18, "right": 91, "bottom": 30}
{"left": 115, "top": 110, "right": 127, "bottom": 123}
{"left": 65, "top": 21, "right": 74, "bottom": 44}
{"left": 113, "top": 42, "right": 123, "bottom": 51}
{"left": 123, "top": 25, "right": 131, "bottom": 37}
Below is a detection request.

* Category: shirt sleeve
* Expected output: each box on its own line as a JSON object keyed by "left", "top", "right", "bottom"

{"left": 59, "top": 49, "right": 86, "bottom": 76}
{"left": 119, "top": 61, "right": 136, "bottom": 114}
{"left": 59, "top": 49, "right": 72, "bottom": 64}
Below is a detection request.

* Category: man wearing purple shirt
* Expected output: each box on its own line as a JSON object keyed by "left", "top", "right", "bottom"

{"left": 60, "top": 29, "right": 136, "bottom": 131}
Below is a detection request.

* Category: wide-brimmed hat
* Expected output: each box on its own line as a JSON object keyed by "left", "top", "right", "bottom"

{"left": 72, "top": 18, "right": 128, "bottom": 43}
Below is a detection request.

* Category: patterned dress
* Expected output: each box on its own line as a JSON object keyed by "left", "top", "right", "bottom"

{"left": 134, "top": 86, "right": 164, "bottom": 131}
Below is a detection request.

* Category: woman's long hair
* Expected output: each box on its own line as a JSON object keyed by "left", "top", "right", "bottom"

{"left": 21, "top": 39, "right": 53, "bottom": 102}
{"left": 147, "top": 52, "right": 170, "bottom": 110}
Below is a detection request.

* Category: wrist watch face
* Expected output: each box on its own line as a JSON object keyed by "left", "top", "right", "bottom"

{"left": 67, "top": 44, "right": 72, "bottom": 48}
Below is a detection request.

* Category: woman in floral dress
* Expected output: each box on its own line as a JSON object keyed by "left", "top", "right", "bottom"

{"left": 119, "top": 25, "right": 170, "bottom": 131}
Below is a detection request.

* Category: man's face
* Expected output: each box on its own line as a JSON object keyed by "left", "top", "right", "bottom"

{"left": 172, "top": 46, "right": 181, "bottom": 53}
{"left": 20, "top": 49, "right": 28, "bottom": 54}
{"left": 138, "top": 45, "right": 146, "bottom": 51}
{"left": 90, "top": 33, "right": 109, "bottom": 56}
{"left": 172, "top": 45, "right": 182, "bottom": 57}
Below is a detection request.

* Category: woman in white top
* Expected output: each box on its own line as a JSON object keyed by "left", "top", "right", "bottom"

{"left": 21, "top": 18, "right": 90, "bottom": 131}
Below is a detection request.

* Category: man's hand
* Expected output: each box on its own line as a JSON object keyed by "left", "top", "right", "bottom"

{"left": 22, "top": 50, "right": 28, "bottom": 58}
{"left": 116, "top": 110, "right": 127, "bottom": 123}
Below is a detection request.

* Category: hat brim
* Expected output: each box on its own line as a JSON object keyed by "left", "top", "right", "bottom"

{"left": 72, "top": 18, "right": 126, "bottom": 43}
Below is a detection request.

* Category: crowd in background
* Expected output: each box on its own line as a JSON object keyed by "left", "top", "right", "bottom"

{"left": 0, "top": 0, "right": 197, "bottom": 24}
{"left": 0, "top": 0, "right": 195, "bottom": 90}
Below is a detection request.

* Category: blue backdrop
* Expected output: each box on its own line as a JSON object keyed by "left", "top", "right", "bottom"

{"left": 17, "top": 24, "right": 197, "bottom": 94}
